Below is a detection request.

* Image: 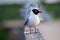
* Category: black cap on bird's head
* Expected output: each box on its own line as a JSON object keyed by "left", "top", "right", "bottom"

{"left": 32, "top": 9, "right": 42, "bottom": 15}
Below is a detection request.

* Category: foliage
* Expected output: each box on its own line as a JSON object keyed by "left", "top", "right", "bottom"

{"left": 43, "top": 3, "right": 60, "bottom": 18}
{"left": 0, "top": 29, "right": 8, "bottom": 40}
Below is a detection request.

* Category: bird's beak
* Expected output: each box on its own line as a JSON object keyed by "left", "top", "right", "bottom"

{"left": 39, "top": 11, "right": 42, "bottom": 13}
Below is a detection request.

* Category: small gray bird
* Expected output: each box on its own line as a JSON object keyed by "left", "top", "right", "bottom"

{"left": 24, "top": 7, "right": 42, "bottom": 33}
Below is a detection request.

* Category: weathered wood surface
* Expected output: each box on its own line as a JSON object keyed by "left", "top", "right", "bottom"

{"left": 8, "top": 26, "right": 44, "bottom": 40}
{"left": 24, "top": 26, "right": 44, "bottom": 40}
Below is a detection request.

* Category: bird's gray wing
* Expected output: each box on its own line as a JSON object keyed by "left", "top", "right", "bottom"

{"left": 24, "top": 9, "right": 30, "bottom": 25}
{"left": 24, "top": 18, "right": 29, "bottom": 25}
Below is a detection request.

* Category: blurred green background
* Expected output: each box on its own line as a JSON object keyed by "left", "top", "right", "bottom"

{"left": 0, "top": 3, "right": 60, "bottom": 21}
{"left": 44, "top": 3, "right": 60, "bottom": 18}
{"left": 0, "top": 4, "right": 23, "bottom": 21}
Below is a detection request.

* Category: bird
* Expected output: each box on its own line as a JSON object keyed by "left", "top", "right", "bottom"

{"left": 24, "top": 7, "right": 42, "bottom": 34}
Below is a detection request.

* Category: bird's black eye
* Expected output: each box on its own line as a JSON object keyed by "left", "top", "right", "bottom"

{"left": 32, "top": 9, "right": 41, "bottom": 15}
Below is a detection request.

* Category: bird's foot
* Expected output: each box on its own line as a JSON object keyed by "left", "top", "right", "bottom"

{"left": 35, "top": 31, "right": 39, "bottom": 33}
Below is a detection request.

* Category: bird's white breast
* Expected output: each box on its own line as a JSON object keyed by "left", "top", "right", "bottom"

{"left": 28, "top": 15, "right": 40, "bottom": 27}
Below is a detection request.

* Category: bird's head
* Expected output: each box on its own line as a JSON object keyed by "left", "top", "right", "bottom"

{"left": 31, "top": 7, "right": 42, "bottom": 15}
